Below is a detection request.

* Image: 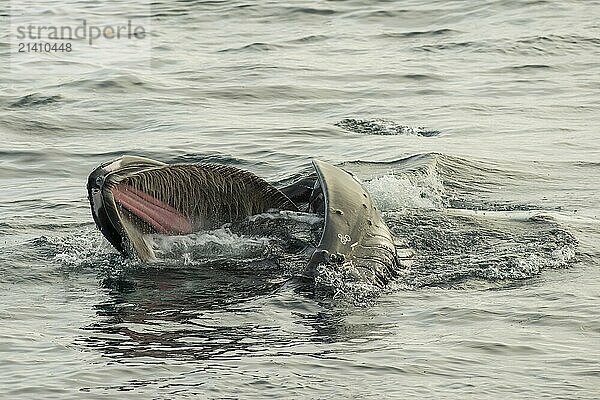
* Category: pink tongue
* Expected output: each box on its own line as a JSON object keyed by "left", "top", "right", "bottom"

{"left": 112, "top": 184, "right": 193, "bottom": 235}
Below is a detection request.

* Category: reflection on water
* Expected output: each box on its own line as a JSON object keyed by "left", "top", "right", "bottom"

{"left": 86, "top": 263, "right": 289, "bottom": 360}
{"left": 82, "top": 262, "right": 384, "bottom": 363}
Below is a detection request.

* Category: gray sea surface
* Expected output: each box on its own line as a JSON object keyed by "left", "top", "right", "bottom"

{"left": 1, "top": 0, "right": 599, "bottom": 398}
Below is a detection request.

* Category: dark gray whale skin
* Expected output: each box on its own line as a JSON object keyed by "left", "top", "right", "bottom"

{"left": 87, "top": 156, "right": 400, "bottom": 287}
{"left": 305, "top": 160, "right": 399, "bottom": 287}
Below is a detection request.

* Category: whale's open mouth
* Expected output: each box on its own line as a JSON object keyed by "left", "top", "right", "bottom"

{"left": 87, "top": 156, "right": 298, "bottom": 261}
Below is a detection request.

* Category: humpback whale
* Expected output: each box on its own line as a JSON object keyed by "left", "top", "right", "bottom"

{"left": 87, "top": 156, "right": 400, "bottom": 287}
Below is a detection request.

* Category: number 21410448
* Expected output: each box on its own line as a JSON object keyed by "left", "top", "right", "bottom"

{"left": 18, "top": 42, "right": 72, "bottom": 52}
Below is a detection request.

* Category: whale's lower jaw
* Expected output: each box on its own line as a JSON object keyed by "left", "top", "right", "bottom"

{"left": 306, "top": 160, "right": 399, "bottom": 287}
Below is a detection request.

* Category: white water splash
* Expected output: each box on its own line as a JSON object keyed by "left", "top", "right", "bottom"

{"left": 148, "top": 228, "right": 272, "bottom": 262}
{"left": 248, "top": 210, "right": 324, "bottom": 225}
{"left": 363, "top": 165, "right": 447, "bottom": 210}
{"left": 52, "top": 228, "right": 116, "bottom": 267}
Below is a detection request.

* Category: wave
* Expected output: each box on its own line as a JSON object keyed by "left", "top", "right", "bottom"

{"left": 9, "top": 93, "right": 62, "bottom": 108}
{"left": 335, "top": 119, "right": 440, "bottom": 137}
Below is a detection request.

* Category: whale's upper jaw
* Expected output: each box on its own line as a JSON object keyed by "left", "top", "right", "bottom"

{"left": 87, "top": 159, "right": 123, "bottom": 255}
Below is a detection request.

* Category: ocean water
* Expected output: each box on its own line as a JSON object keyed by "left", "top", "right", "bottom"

{"left": 1, "top": 0, "right": 599, "bottom": 398}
